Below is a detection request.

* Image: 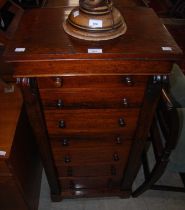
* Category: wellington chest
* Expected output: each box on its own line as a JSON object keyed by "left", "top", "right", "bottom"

{"left": 4, "top": 5, "right": 182, "bottom": 200}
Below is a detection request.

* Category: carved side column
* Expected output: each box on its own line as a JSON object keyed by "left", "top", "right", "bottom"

{"left": 16, "top": 77, "right": 61, "bottom": 201}
{"left": 121, "top": 75, "right": 166, "bottom": 192}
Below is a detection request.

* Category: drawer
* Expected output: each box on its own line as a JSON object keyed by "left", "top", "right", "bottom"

{"left": 39, "top": 87, "right": 145, "bottom": 109}
{"left": 59, "top": 177, "right": 121, "bottom": 190}
{"left": 44, "top": 109, "right": 140, "bottom": 136}
{"left": 50, "top": 134, "right": 132, "bottom": 148}
{"left": 55, "top": 163, "right": 126, "bottom": 178}
{"left": 37, "top": 75, "right": 148, "bottom": 89}
{"left": 51, "top": 142, "right": 131, "bottom": 165}
{"left": 0, "top": 160, "right": 11, "bottom": 176}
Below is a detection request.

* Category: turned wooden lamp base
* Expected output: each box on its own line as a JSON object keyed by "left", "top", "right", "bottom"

{"left": 63, "top": 20, "right": 127, "bottom": 41}
{"left": 63, "top": 0, "right": 127, "bottom": 41}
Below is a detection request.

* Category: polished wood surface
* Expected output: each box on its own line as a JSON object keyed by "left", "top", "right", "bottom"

{"left": 4, "top": 5, "right": 182, "bottom": 200}
{"left": 40, "top": 88, "right": 145, "bottom": 109}
{"left": 0, "top": 83, "right": 22, "bottom": 157}
{"left": 52, "top": 139, "right": 131, "bottom": 162}
{"left": 55, "top": 163, "right": 125, "bottom": 177}
{"left": 0, "top": 84, "right": 42, "bottom": 209}
{"left": 38, "top": 75, "right": 146, "bottom": 109}
{"left": 4, "top": 7, "right": 182, "bottom": 62}
{"left": 44, "top": 109, "right": 139, "bottom": 135}
{"left": 37, "top": 75, "right": 148, "bottom": 89}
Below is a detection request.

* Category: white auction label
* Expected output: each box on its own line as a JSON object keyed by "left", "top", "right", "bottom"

{"left": 89, "top": 19, "right": 103, "bottom": 28}
{"left": 88, "top": 49, "right": 103, "bottom": 54}
{"left": 0, "top": 151, "right": 6, "bottom": 156}
{"left": 15, "top": 48, "right": 26, "bottom": 52}
{"left": 73, "top": 10, "right": 79, "bottom": 17}
{"left": 162, "top": 47, "right": 172, "bottom": 51}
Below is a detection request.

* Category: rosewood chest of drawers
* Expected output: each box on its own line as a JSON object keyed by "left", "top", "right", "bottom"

{"left": 4, "top": 5, "right": 182, "bottom": 200}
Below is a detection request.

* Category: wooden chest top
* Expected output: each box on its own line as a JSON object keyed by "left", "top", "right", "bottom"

{"left": 3, "top": 6, "right": 183, "bottom": 78}
{"left": 4, "top": 7, "right": 182, "bottom": 61}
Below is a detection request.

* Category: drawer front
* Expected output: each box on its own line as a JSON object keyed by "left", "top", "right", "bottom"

{"left": 52, "top": 143, "right": 131, "bottom": 165}
{"left": 37, "top": 75, "right": 148, "bottom": 89}
{"left": 59, "top": 177, "right": 121, "bottom": 190}
{"left": 38, "top": 75, "right": 146, "bottom": 196}
{"left": 50, "top": 134, "right": 131, "bottom": 148}
{"left": 39, "top": 87, "right": 145, "bottom": 109}
{"left": 55, "top": 163, "right": 125, "bottom": 178}
{"left": 44, "top": 109, "right": 140, "bottom": 136}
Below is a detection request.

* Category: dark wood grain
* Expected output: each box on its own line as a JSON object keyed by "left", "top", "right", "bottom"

{"left": 0, "top": 177, "right": 28, "bottom": 210}
{"left": 50, "top": 135, "right": 132, "bottom": 148}
{"left": 121, "top": 76, "right": 162, "bottom": 190}
{"left": 0, "top": 84, "right": 42, "bottom": 209}
{"left": 4, "top": 5, "right": 182, "bottom": 200}
{"left": 19, "top": 78, "right": 61, "bottom": 201}
{"left": 55, "top": 163, "right": 125, "bottom": 177}
{"left": 52, "top": 143, "right": 131, "bottom": 165}
{"left": 37, "top": 75, "right": 148, "bottom": 89}
{"left": 0, "top": 160, "right": 11, "bottom": 175}
{"left": 44, "top": 109, "right": 140, "bottom": 136}
{"left": 39, "top": 87, "right": 145, "bottom": 109}
{"left": 4, "top": 7, "right": 182, "bottom": 63}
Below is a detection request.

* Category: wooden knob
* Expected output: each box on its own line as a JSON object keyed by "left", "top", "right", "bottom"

{"left": 119, "top": 118, "right": 126, "bottom": 127}
{"left": 64, "top": 155, "right": 71, "bottom": 163}
{"left": 116, "top": 136, "right": 122, "bottom": 144}
{"left": 110, "top": 165, "right": 116, "bottom": 176}
{"left": 122, "top": 98, "right": 128, "bottom": 107}
{"left": 56, "top": 99, "right": 63, "bottom": 108}
{"left": 124, "top": 76, "right": 133, "bottom": 86}
{"left": 67, "top": 167, "right": 73, "bottom": 176}
{"left": 113, "top": 153, "right": 119, "bottom": 161}
{"left": 54, "top": 77, "right": 62, "bottom": 87}
{"left": 62, "top": 139, "right": 69, "bottom": 146}
{"left": 59, "top": 120, "right": 65, "bottom": 128}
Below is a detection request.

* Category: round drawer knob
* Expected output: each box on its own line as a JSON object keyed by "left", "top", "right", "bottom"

{"left": 64, "top": 155, "right": 71, "bottom": 163}
{"left": 54, "top": 77, "right": 62, "bottom": 87}
{"left": 56, "top": 99, "right": 63, "bottom": 108}
{"left": 59, "top": 120, "right": 65, "bottom": 128}
{"left": 124, "top": 76, "right": 133, "bottom": 86}
{"left": 119, "top": 118, "right": 126, "bottom": 127}
{"left": 116, "top": 136, "right": 122, "bottom": 144}
{"left": 113, "top": 153, "right": 119, "bottom": 161}
{"left": 122, "top": 98, "right": 128, "bottom": 107}
{"left": 62, "top": 139, "right": 69, "bottom": 146}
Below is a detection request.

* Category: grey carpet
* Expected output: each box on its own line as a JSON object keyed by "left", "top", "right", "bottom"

{"left": 38, "top": 169, "right": 185, "bottom": 210}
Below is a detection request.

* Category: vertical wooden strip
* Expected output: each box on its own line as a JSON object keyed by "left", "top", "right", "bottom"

{"left": 18, "top": 78, "right": 61, "bottom": 201}
{"left": 121, "top": 76, "right": 162, "bottom": 191}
